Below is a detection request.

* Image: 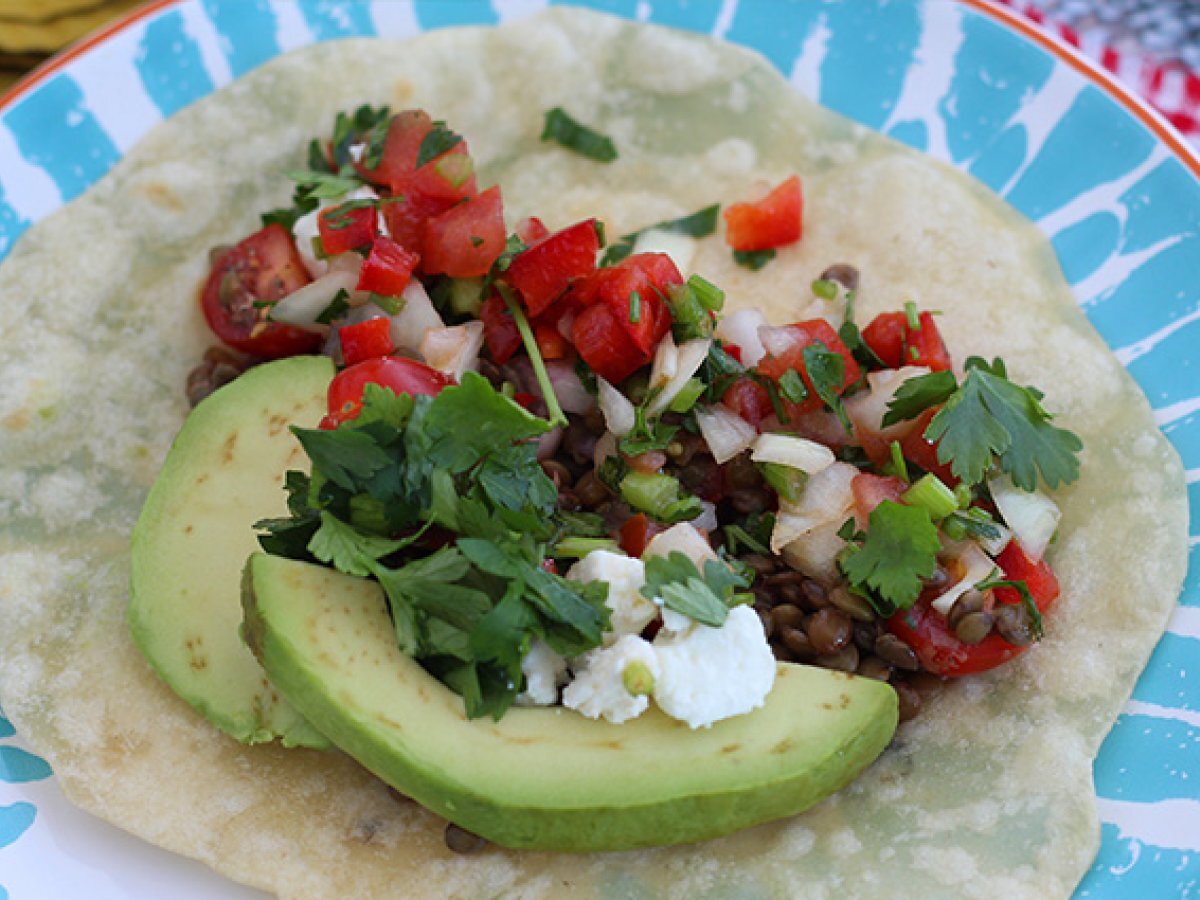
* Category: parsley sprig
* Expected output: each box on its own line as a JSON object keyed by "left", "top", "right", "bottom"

{"left": 256, "top": 377, "right": 611, "bottom": 720}
{"left": 641, "top": 551, "right": 753, "bottom": 627}
{"left": 838, "top": 501, "right": 941, "bottom": 615}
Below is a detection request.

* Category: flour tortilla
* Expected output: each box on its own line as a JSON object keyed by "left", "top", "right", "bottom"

{"left": 0, "top": 9, "right": 1187, "bottom": 899}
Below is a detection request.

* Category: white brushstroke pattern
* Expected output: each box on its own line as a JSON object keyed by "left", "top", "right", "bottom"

{"left": 493, "top": 0, "right": 548, "bottom": 22}
{"left": 880, "top": 1, "right": 963, "bottom": 161}
{"left": 1038, "top": 144, "right": 1167, "bottom": 238}
{"left": 271, "top": 0, "right": 316, "bottom": 50}
{"left": 711, "top": 0, "right": 738, "bottom": 40}
{"left": 1154, "top": 395, "right": 1200, "bottom": 428}
{"left": 1124, "top": 699, "right": 1200, "bottom": 729}
{"left": 1167, "top": 605, "right": 1200, "bottom": 641}
{"left": 67, "top": 25, "right": 163, "bottom": 153}
{"left": 179, "top": 2, "right": 233, "bottom": 89}
{"left": 1071, "top": 234, "right": 1185, "bottom": 308}
{"left": 787, "top": 13, "right": 830, "bottom": 102}
{"left": 1116, "top": 304, "right": 1200, "bottom": 365}
{"left": 0, "top": 122, "right": 63, "bottom": 222}
{"left": 996, "top": 63, "right": 1084, "bottom": 198}
{"left": 1098, "top": 797, "right": 1200, "bottom": 852}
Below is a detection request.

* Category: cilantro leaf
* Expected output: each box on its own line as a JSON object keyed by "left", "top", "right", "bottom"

{"left": 284, "top": 169, "right": 362, "bottom": 199}
{"left": 801, "top": 342, "right": 852, "bottom": 431}
{"left": 422, "top": 372, "right": 551, "bottom": 471}
{"left": 841, "top": 501, "right": 940, "bottom": 615}
{"left": 416, "top": 121, "right": 463, "bottom": 168}
{"left": 540, "top": 107, "right": 617, "bottom": 162}
{"left": 290, "top": 425, "right": 392, "bottom": 492}
{"left": 601, "top": 204, "right": 720, "bottom": 266}
{"left": 733, "top": 248, "right": 775, "bottom": 270}
{"left": 307, "top": 511, "right": 413, "bottom": 577}
{"left": 642, "top": 552, "right": 750, "bottom": 627}
{"left": 882, "top": 369, "right": 957, "bottom": 427}
{"left": 925, "top": 364, "right": 1082, "bottom": 490}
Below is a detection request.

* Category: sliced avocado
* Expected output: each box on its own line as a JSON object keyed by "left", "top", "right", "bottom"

{"left": 243, "top": 552, "right": 899, "bottom": 851}
{"left": 130, "top": 356, "right": 334, "bottom": 748}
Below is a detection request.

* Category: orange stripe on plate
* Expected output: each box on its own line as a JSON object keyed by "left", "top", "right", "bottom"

{"left": 960, "top": 0, "right": 1200, "bottom": 179}
{"left": 0, "top": 0, "right": 182, "bottom": 111}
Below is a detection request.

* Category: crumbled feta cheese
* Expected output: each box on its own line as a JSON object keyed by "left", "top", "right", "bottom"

{"left": 566, "top": 550, "right": 656, "bottom": 642}
{"left": 562, "top": 635, "right": 660, "bottom": 724}
{"left": 652, "top": 605, "right": 776, "bottom": 729}
{"left": 515, "top": 639, "right": 567, "bottom": 707}
{"left": 642, "top": 522, "right": 717, "bottom": 567}
{"left": 291, "top": 186, "right": 380, "bottom": 278}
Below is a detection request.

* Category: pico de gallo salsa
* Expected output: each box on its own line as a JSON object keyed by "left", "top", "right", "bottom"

{"left": 189, "top": 104, "right": 1082, "bottom": 730}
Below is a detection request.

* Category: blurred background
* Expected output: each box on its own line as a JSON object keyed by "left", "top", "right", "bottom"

{"left": 1, "top": 0, "right": 1198, "bottom": 141}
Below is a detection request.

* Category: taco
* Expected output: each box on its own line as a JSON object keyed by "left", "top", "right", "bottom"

{"left": 0, "top": 8, "right": 1186, "bottom": 898}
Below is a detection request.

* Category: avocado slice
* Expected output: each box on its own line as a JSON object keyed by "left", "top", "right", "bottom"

{"left": 130, "top": 356, "right": 334, "bottom": 748}
{"left": 243, "top": 552, "right": 899, "bottom": 851}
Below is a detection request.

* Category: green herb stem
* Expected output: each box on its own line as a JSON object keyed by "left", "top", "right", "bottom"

{"left": 498, "top": 284, "right": 568, "bottom": 428}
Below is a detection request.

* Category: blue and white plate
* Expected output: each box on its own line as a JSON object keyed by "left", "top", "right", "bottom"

{"left": 1, "top": 2, "right": 1196, "bottom": 897}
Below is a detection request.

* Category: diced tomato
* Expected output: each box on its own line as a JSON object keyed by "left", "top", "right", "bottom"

{"left": 724, "top": 175, "right": 803, "bottom": 252}
{"left": 851, "top": 473, "right": 907, "bottom": 521}
{"left": 503, "top": 219, "right": 600, "bottom": 317}
{"left": 326, "top": 356, "right": 454, "bottom": 426}
{"left": 572, "top": 302, "right": 646, "bottom": 384}
{"left": 422, "top": 186, "right": 506, "bottom": 278}
{"left": 898, "top": 406, "right": 958, "bottom": 485}
{"left": 755, "top": 319, "right": 861, "bottom": 417}
{"left": 317, "top": 204, "right": 378, "bottom": 256}
{"left": 338, "top": 317, "right": 394, "bottom": 367}
{"left": 618, "top": 513, "right": 662, "bottom": 558}
{"left": 886, "top": 540, "right": 1060, "bottom": 677}
{"left": 723, "top": 343, "right": 744, "bottom": 364}
{"left": 722, "top": 377, "right": 773, "bottom": 429}
{"left": 862, "top": 310, "right": 951, "bottom": 371}
{"left": 534, "top": 320, "right": 569, "bottom": 360}
{"left": 379, "top": 188, "right": 457, "bottom": 256}
{"left": 591, "top": 253, "right": 680, "bottom": 354}
{"left": 515, "top": 216, "right": 550, "bottom": 244}
{"left": 480, "top": 293, "right": 522, "bottom": 365}
{"left": 359, "top": 110, "right": 477, "bottom": 203}
{"left": 513, "top": 392, "right": 539, "bottom": 411}
{"left": 200, "top": 224, "right": 321, "bottom": 358}
{"left": 356, "top": 236, "right": 419, "bottom": 297}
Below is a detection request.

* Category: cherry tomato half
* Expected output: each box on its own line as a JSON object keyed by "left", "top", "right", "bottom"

{"left": 200, "top": 225, "right": 322, "bottom": 358}
{"left": 325, "top": 356, "right": 454, "bottom": 427}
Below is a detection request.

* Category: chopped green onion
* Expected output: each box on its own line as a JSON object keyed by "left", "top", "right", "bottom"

{"left": 369, "top": 292, "right": 404, "bottom": 315}
{"left": 666, "top": 283, "right": 711, "bottom": 341}
{"left": 905, "top": 301, "right": 920, "bottom": 330}
{"left": 759, "top": 462, "right": 808, "bottom": 504}
{"left": 500, "top": 382, "right": 516, "bottom": 399}
{"left": 619, "top": 471, "right": 702, "bottom": 523}
{"left": 688, "top": 274, "right": 725, "bottom": 312}
{"left": 622, "top": 661, "right": 656, "bottom": 696}
{"left": 908, "top": 345, "right": 921, "bottom": 361}
{"left": 448, "top": 277, "right": 484, "bottom": 316}
{"left": 976, "top": 577, "right": 1044, "bottom": 640}
{"left": 498, "top": 283, "right": 567, "bottom": 427}
{"left": 811, "top": 278, "right": 838, "bottom": 300}
{"left": 778, "top": 369, "right": 809, "bottom": 404}
{"left": 628, "top": 291, "right": 642, "bottom": 324}
{"left": 733, "top": 248, "right": 775, "bottom": 271}
{"left": 724, "top": 522, "right": 771, "bottom": 556}
{"left": 954, "top": 483, "right": 973, "bottom": 509}
{"left": 553, "top": 536, "right": 620, "bottom": 558}
{"left": 668, "top": 377, "right": 705, "bottom": 414}
{"left": 941, "top": 515, "right": 967, "bottom": 541}
{"left": 888, "top": 440, "right": 909, "bottom": 483}
{"left": 902, "top": 473, "right": 957, "bottom": 521}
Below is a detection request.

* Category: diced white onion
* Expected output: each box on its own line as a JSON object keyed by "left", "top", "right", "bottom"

{"left": 715, "top": 309, "right": 768, "bottom": 366}
{"left": 546, "top": 360, "right": 595, "bottom": 415}
{"left": 751, "top": 433, "right": 835, "bottom": 474}
{"left": 269, "top": 264, "right": 363, "bottom": 330}
{"left": 770, "top": 461, "right": 857, "bottom": 552}
{"left": 389, "top": 279, "right": 444, "bottom": 352}
{"left": 930, "top": 542, "right": 997, "bottom": 615}
{"left": 597, "top": 377, "right": 637, "bottom": 436}
{"left": 796, "top": 297, "right": 845, "bottom": 329}
{"left": 419, "top": 321, "right": 484, "bottom": 381}
{"left": 632, "top": 228, "right": 696, "bottom": 275}
{"left": 694, "top": 404, "right": 757, "bottom": 464}
{"left": 779, "top": 519, "right": 848, "bottom": 584}
{"left": 844, "top": 366, "right": 931, "bottom": 441}
{"left": 648, "top": 337, "right": 710, "bottom": 415}
{"left": 692, "top": 501, "right": 719, "bottom": 534}
{"left": 757, "top": 324, "right": 796, "bottom": 359}
{"left": 988, "top": 474, "right": 1060, "bottom": 562}
{"left": 642, "top": 522, "right": 718, "bottom": 566}
{"left": 593, "top": 431, "right": 618, "bottom": 470}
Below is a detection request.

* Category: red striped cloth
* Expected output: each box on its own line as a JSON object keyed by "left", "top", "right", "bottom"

{"left": 995, "top": 0, "right": 1200, "bottom": 144}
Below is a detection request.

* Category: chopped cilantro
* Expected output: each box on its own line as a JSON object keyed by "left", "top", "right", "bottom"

{"left": 778, "top": 368, "right": 809, "bottom": 404}
{"left": 541, "top": 107, "right": 618, "bottom": 162}
{"left": 800, "top": 342, "right": 852, "bottom": 432}
{"left": 976, "top": 576, "right": 1045, "bottom": 640}
{"left": 733, "top": 248, "right": 775, "bottom": 270}
{"left": 314, "top": 289, "right": 352, "bottom": 325}
{"left": 882, "top": 370, "right": 957, "bottom": 426}
{"left": 285, "top": 169, "right": 363, "bottom": 199}
{"left": 642, "top": 551, "right": 751, "bottom": 627}
{"left": 601, "top": 204, "right": 720, "bottom": 266}
{"left": 840, "top": 500, "right": 941, "bottom": 615}
{"left": 628, "top": 290, "right": 642, "bottom": 324}
{"left": 416, "top": 121, "right": 464, "bottom": 168}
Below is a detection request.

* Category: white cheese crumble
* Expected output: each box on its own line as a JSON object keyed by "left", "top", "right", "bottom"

{"left": 566, "top": 550, "right": 657, "bottom": 642}
{"left": 651, "top": 605, "right": 776, "bottom": 729}
{"left": 515, "top": 639, "right": 567, "bottom": 707}
{"left": 562, "top": 635, "right": 660, "bottom": 724}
